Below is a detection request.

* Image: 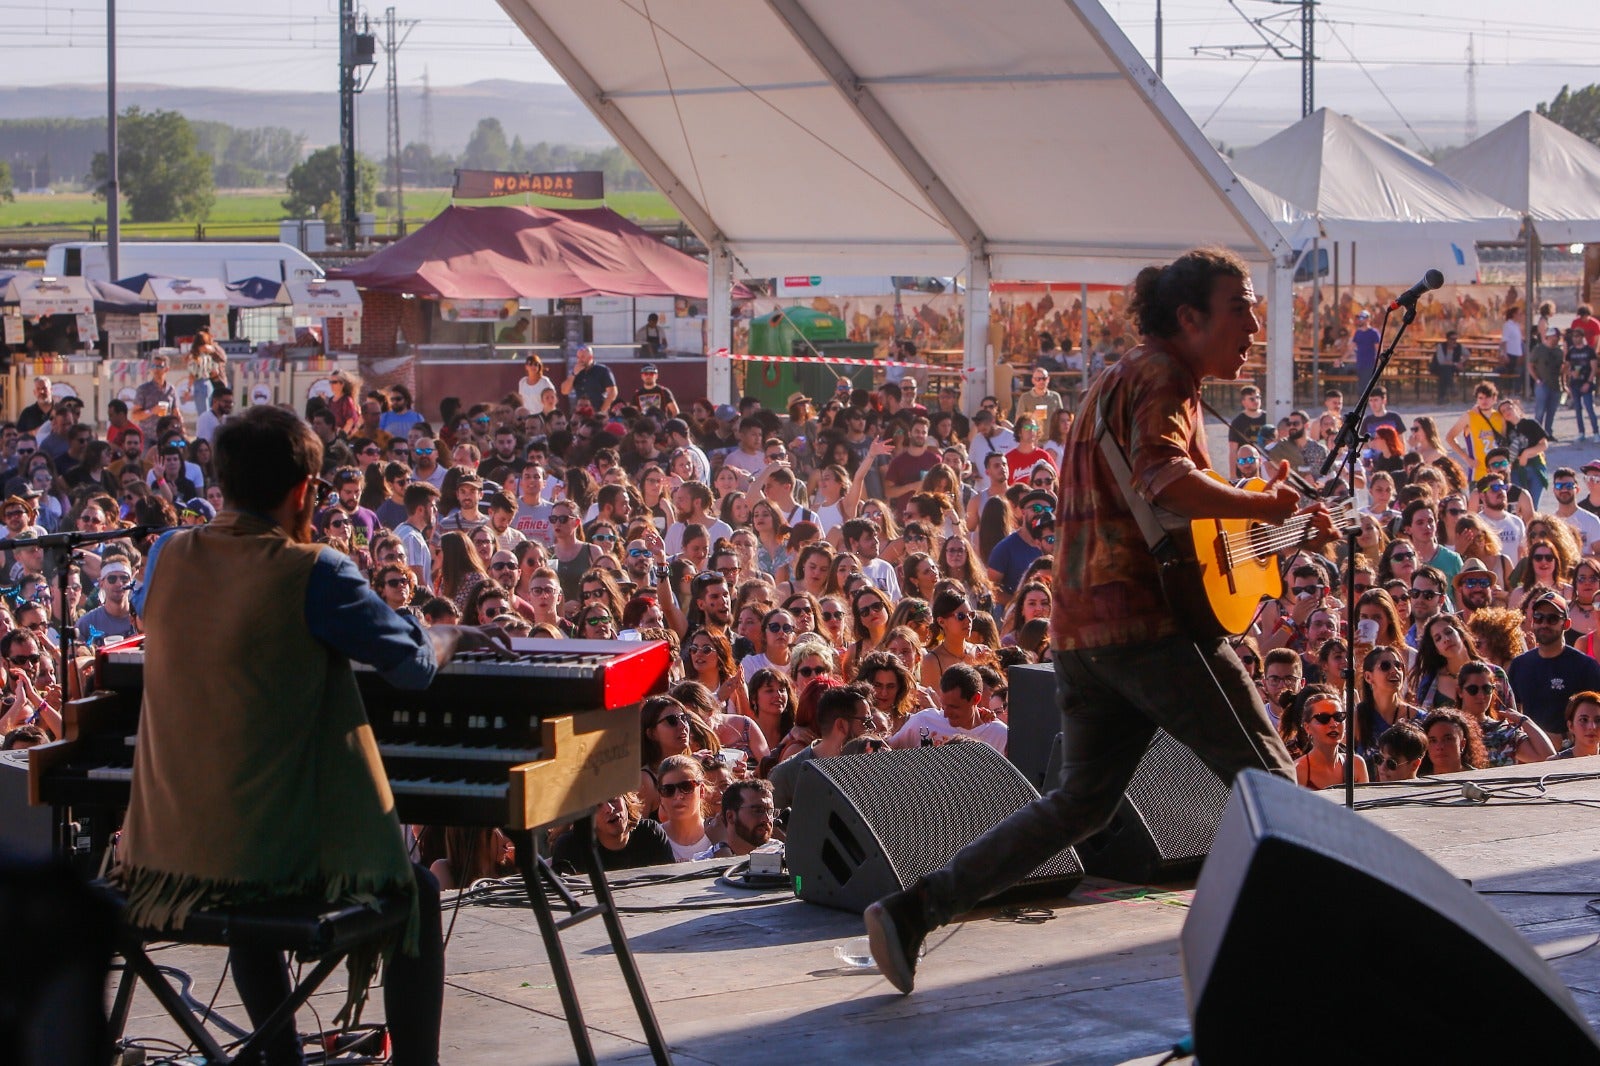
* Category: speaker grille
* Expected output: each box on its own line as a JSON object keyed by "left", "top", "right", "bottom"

{"left": 1123, "top": 731, "right": 1230, "bottom": 861}
{"left": 804, "top": 744, "right": 1082, "bottom": 888}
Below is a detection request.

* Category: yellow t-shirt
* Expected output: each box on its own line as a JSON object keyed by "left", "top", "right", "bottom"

{"left": 1467, "top": 408, "right": 1506, "bottom": 481}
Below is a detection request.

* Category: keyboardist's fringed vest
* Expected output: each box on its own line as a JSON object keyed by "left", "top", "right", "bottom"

{"left": 110, "top": 511, "right": 417, "bottom": 1021}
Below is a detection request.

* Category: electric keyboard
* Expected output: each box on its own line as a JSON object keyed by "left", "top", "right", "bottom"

{"left": 32, "top": 635, "right": 666, "bottom": 835}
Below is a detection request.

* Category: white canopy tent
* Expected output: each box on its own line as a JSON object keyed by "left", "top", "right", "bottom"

{"left": 493, "top": 0, "right": 1301, "bottom": 413}
{"left": 1438, "top": 111, "right": 1600, "bottom": 245}
{"left": 1234, "top": 109, "right": 1522, "bottom": 286}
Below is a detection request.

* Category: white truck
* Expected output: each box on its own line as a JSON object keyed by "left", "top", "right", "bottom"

{"left": 44, "top": 241, "right": 325, "bottom": 284}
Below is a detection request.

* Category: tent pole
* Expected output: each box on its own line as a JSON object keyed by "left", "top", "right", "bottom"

{"left": 1310, "top": 235, "right": 1321, "bottom": 402}
{"left": 963, "top": 248, "right": 991, "bottom": 418}
{"left": 706, "top": 242, "right": 733, "bottom": 406}
{"left": 1266, "top": 257, "right": 1294, "bottom": 424}
{"left": 1079, "top": 282, "right": 1090, "bottom": 357}
{"left": 1525, "top": 220, "right": 1538, "bottom": 398}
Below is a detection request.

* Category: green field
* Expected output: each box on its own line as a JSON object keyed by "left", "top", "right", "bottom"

{"left": 0, "top": 187, "right": 682, "bottom": 242}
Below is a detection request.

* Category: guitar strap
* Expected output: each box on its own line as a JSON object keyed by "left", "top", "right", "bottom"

{"left": 1093, "top": 375, "right": 1176, "bottom": 559}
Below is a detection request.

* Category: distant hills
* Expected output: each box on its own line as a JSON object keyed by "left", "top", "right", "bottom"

{"left": 0, "top": 79, "right": 612, "bottom": 158}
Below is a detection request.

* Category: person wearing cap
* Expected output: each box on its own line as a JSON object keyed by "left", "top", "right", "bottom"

{"left": 1431, "top": 328, "right": 1468, "bottom": 406}
{"left": 130, "top": 354, "right": 181, "bottom": 442}
{"left": 983, "top": 489, "right": 1056, "bottom": 607}
{"left": 75, "top": 559, "right": 139, "bottom": 648}
{"left": 1452, "top": 558, "right": 1497, "bottom": 620}
{"left": 181, "top": 497, "right": 217, "bottom": 525}
{"left": 435, "top": 466, "right": 491, "bottom": 540}
{"left": 634, "top": 364, "right": 679, "bottom": 417}
{"left": 966, "top": 407, "right": 1015, "bottom": 492}
{"left": 1528, "top": 325, "right": 1566, "bottom": 436}
{"left": 635, "top": 311, "right": 666, "bottom": 357}
{"left": 1565, "top": 325, "right": 1599, "bottom": 444}
{"left": 1510, "top": 590, "right": 1600, "bottom": 748}
{"left": 662, "top": 418, "right": 710, "bottom": 484}
{"left": 1474, "top": 472, "right": 1526, "bottom": 560}
{"left": 559, "top": 344, "right": 617, "bottom": 416}
{"left": 1351, "top": 309, "right": 1381, "bottom": 393}
{"left": 1578, "top": 460, "right": 1600, "bottom": 522}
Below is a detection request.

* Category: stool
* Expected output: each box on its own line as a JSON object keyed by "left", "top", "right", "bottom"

{"left": 100, "top": 884, "right": 411, "bottom": 1065}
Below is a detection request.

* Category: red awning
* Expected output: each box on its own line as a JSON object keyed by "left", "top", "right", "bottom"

{"left": 330, "top": 204, "right": 711, "bottom": 300}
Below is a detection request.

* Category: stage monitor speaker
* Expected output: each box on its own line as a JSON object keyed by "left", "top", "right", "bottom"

{"left": 1075, "top": 730, "right": 1230, "bottom": 885}
{"left": 1184, "top": 770, "right": 1600, "bottom": 1063}
{"left": 0, "top": 855, "right": 118, "bottom": 1065}
{"left": 787, "top": 743, "right": 1083, "bottom": 913}
{"left": 1005, "top": 663, "right": 1060, "bottom": 792}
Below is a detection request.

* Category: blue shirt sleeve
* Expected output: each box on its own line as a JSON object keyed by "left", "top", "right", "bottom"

{"left": 306, "top": 547, "right": 437, "bottom": 690}
{"left": 132, "top": 528, "right": 181, "bottom": 616}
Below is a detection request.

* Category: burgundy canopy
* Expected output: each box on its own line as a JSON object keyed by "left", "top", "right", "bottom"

{"left": 330, "top": 204, "right": 710, "bottom": 300}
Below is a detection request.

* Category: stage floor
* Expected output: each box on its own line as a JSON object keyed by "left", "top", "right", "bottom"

{"left": 115, "top": 758, "right": 1600, "bottom": 1065}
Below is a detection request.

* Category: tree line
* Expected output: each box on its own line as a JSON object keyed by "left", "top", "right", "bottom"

{"left": 1, "top": 116, "right": 302, "bottom": 190}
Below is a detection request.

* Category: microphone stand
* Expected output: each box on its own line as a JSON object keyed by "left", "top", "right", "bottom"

{"left": 0, "top": 525, "right": 169, "bottom": 711}
{"left": 1322, "top": 301, "right": 1422, "bottom": 810}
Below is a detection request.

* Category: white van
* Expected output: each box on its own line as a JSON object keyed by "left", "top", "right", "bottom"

{"left": 44, "top": 241, "right": 325, "bottom": 284}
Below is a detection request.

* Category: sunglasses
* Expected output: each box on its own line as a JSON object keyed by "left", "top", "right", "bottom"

{"left": 383, "top": 578, "right": 410, "bottom": 589}
{"left": 1410, "top": 589, "right": 1440, "bottom": 601}
{"left": 1554, "top": 482, "right": 1577, "bottom": 491}
{"left": 490, "top": 561, "right": 517, "bottom": 571}
{"left": 328, "top": 518, "right": 350, "bottom": 528}
{"left": 628, "top": 548, "right": 651, "bottom": 558}
{"left": 592, "top": 533, "right": 617, "bottom": 543}
{"left": 1389, "top": 551, "right": 1415, "bottom": 563}
{"left": 551, "top": 514, "right": 576, "bottom": 524}
{"left": 8, "top": 654, "right": 39, "bottom": 666}
{"left": 1310, "top": 711, "right": 1347, "bottom": 725}
{"left": 948, "top": 610, "right": 972, "bottom": 622}
{"left": 101, "top": 574, "right": 133, "bottom": 586}
{"left": 687, "top": 644, "right": 715, "bottom": 656}
{"left": 1460, "top": 683, "right": 1495, "bottom": 697}
{"left": 1372, "top": 660, "right": 1402, "bottom": 673}
{"left": 766, "top": 622, "right": 796, "bottom": 634}
{"left": 1532, "top": 553, "right": 1557, "bottom": 563}
{"left": 857, "top": 601, "right": 887, "bottom": 616}
{"left": 1238, "top": 656, "right": 1259, "bottom": 669}
{"left": 1237, "top": 457, "right": 1259, "bottom": 466}
{"left": 529, "top": 585, "right": 558, "bottom": 596}
{"left": 585, "top": 615, "right": 615, "bottom": 627}
{"left": 414, "top": 448, "right": 435, "bottom": 456}
{"left": 1380, "top": 755, "right": 1408, "bottom": 772}
{"left": 1480, "top": 483, "right": 1505, "bottom": 494}
{"left": 1461, "top": 578, "right": 1491, "bottom": 590}
{"left": 582, "top": 589, "right": 608, "bottom": 600}
{"left": 796, "top": 665, "right": 830, "bottom": 679}
{"left": 655, "top": 713, "right": 689, "bottom": 729}
{"left": 821, "top": 609, "right": 844, "bottom": 622}
{"left": 1532, "top": 611, "right": 1566, "bottom": 625}
{"left": 656, "top": 780, "right": 700, "bottom": 798}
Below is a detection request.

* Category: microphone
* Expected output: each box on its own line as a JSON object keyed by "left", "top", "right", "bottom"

{"left": 1388, "top": 269, "right": 1444, "bottom": 311}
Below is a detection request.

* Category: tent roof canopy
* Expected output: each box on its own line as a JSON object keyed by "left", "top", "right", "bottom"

{"left": 1233, "top": 108, "right": 1522, "bottom": 245}
{"left": 1438, "top": 111, "right": 1600, "bottom": 244}
{"left": 493, "top": 0, "right": 1290, "bottom": 281}
{"left": 331, "top": 204, "right": 712, "bottom": 300}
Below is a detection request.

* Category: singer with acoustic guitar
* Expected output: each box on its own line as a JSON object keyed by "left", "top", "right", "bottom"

{"left": 866, "top": 247, "right": 1339, "bottom": 995}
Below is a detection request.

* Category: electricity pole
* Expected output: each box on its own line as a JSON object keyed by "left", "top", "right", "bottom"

{"left": 338, "top": 0, "right": 376, "bottom": 248}
{"left": 382, "top": 8, "right": 418, "bottom": 237}
{"left": 106, "top": 0, "right": 119, "bottom": 281}
{"left": 1195, "top": 0, "right": 1317, "bottom": 118}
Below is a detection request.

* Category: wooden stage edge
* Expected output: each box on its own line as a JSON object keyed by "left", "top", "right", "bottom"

{"left": 115, "top": 757, "right": 1600, "bottom": 1065}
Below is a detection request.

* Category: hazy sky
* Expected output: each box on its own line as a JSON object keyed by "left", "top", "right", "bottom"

{"left": 6, "top": 0, "right": 1596, "bottom": 148}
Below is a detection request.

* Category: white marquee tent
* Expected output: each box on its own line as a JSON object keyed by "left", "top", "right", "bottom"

{"left": 1233, "top": 109, "right": 1522, "bottom": 286}
{"left": 493, "top": 0, "right": 1303, "bottom": 411}
{"left": 1438, "top": 110, "right": 1600, "bottom": 245}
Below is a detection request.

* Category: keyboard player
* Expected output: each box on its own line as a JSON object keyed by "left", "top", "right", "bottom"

{"left": 109, "top": 404, "right": 508, "bottom": 1066}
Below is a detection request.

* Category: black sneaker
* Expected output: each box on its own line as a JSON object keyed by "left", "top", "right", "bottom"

{"left": 864, "top": 887, "right": 928, "bottom": 994}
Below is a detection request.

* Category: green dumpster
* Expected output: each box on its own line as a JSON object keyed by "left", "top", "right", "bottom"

{"left": 744, "top": 307, "right": 876, "bottom": 411}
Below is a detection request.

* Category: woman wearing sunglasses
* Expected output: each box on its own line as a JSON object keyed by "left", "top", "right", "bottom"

{"left": 550, "top": 500, "right": 604, "bottom": 606}
{"left": 1294, "top": 685, "right": 1367, "bottom": 790}
{"left": 654, "top": 755, "right": 714, "bottom": 863}
{"left": 578, "top": 568, "right": 627, "bottom": 629}
{"left": 670, "top": 680, "right": 769, "bottom": 769}
{"left": 842, "top": 586, "right": 893, "bottom": 676}
{"left": 920, "top": 589, "right": 994, "bottom": 689}
{"left": 1455, "top": 660, "right": 1553, "bottom": 765}
{"left": 817, "top": 594, "right": 853, "bottom": 650}
{"left": 1508, "top": 536, "right": 1572, "bottom": 612}
{"left": 681, "top": 629, "right": 754, "bottom": 722}
{"left": 638, "top": 694, "right": 721, "bottom": 818}
{"left": 1352, "top": 646, "right": 1422, "bottom": 768}
{"left": 741, "top": 607, "right": 798, "bottom": 681}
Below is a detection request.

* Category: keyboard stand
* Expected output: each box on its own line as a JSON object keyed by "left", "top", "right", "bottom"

{"left": 510, "top": 816, "right": 673, "bottom": 1066}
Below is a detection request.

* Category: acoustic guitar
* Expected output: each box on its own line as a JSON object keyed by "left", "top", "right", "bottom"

{"left": 1171, "top": 472, "right": 1359, "bottom": 637}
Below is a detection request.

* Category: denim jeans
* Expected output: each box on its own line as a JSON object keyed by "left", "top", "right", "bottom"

{"left": 1513, "top": 461, "right": 1545, "bottom": 510}
{"left": 1575, "top": 390, "right": 1597, "bottom": 438}
{"left": 191, "top": 377, "right": 213, "bottom": 420}
{"left": 918, "top": 636, "right": 1294, "bottom": 925}
{"left": 229, "top": 864, "right": 444, "bottom": 1066}
{"left": 1534, "top": 382, "right": 1559, "bottom": 436}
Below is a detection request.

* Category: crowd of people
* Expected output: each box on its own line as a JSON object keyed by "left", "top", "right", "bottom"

{"left": 12, "top": 309, "right": 1600, "bottom": 885}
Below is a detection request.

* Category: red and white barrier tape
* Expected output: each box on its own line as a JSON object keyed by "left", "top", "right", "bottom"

{"left": 713, "top": 347, "right": 971, "bottom": 375}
